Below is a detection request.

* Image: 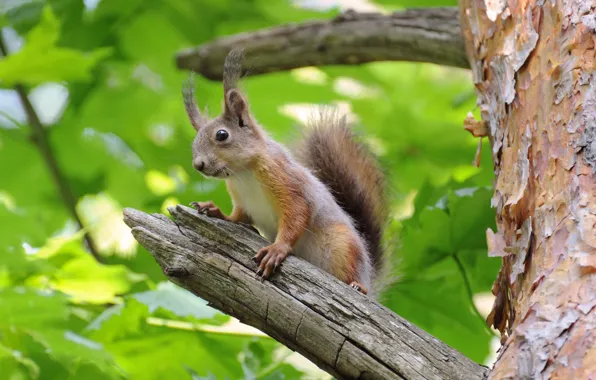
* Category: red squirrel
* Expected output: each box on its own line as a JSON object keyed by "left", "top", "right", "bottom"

{"left": 183, "top": 50, "right": 387, "bottom": 298}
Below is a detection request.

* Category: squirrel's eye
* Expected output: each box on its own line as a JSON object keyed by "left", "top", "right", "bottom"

{"left": 215, "top": 129, "right": 229, "bottom": 142}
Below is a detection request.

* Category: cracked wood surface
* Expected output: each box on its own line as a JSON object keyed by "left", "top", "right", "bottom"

{"left": 175, "top": 7, "right": 469, "bottom": 80}
{"left": 123, "top": 205, "right": 488, "bottom": 380}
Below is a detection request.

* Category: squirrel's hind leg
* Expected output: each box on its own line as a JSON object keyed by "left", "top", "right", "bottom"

{"left": 349, "top": 282, "right": 368, "bottom": 295}
{"left": 326, "top": 224, "right": 371, "bottom": 296}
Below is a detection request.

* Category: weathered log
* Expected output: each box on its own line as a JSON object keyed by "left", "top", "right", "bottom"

{"left": 123, "top": 205, "right": 488, "bottom": 380}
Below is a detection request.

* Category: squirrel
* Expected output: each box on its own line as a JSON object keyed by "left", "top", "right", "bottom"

{"left": 183, "top": 50, "right": 388, "bottom": 298}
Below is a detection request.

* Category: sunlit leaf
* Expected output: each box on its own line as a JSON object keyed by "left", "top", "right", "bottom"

{"left": 0, "top": 342, "right": 40, "bottom": 380}
{"left": 0, "top": 288, "right": 124, "bottom": 379}
{"left": 30, "top": 232, "right": 147, "bottom": 304}
{"left": 0, "top": 6, "right": 111, "bottom": 86}
{"left": 132, "top": 281, "right": 228, "bottom": 323}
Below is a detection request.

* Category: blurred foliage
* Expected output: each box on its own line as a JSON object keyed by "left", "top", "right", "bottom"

{"left": 0, "top": 0, "right": 500, "bottom": 378}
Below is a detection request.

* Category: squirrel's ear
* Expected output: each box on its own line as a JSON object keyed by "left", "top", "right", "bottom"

{"left": 183, "top": 73, "right": 205, "bottom": 131}
{"left": 224, "top": 89, "right": 249, "bottom": 127}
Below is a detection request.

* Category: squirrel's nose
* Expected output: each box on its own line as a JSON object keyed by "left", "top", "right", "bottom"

{"left": 193, "top": 160, "right": 205, "bottom": 172}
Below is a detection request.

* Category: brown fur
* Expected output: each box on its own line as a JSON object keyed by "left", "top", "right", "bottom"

{"left": 255, "top": 154, "right": 311, "bottom": 248}
{"left": 327, "top": 223, "right": 364, "bottom": 285}
{"left": 296, "top": 113, "right": 387, "bottom": 274}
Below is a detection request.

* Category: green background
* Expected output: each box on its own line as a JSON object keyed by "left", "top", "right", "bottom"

{"left": 0, "top": 0, "right": 500, "bottom": 378}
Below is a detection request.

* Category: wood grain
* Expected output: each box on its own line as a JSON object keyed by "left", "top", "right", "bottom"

{"left": 124, "top": 205, "right": 487, "bottom": 380}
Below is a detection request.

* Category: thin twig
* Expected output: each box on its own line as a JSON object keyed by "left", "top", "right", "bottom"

{"left": 0, "top": 36, "right": 102, "bottom": 262}
{"left": 0, "top": 109, "right": 26, "bottom": 129}
{"left": 452, "top": 253, "right": 495, "bottom": 336}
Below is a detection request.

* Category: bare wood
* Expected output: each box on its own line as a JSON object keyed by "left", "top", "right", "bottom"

{"left": 175, "top": 7, "right": 469, "bottom": 80}
{"left": 459, "top": 0, "right": 596, "bottom": 377}
{"left": 123, "top": 205, "right": 487, "bottom": 380}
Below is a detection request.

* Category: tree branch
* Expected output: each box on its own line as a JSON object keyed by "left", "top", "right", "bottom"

{"left": 123, "top": 205, "right": 488, "bottom": 380}
{"left": 0, "top": 37, "right": 102, "bottom": 262}
{"left": 175, "top": 7, "right": 469, "bottom": 80}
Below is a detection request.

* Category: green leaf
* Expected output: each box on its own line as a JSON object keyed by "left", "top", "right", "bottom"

{"left": 30, "top": 232, "right": 147, "bottom": 304}
{"left": 0, "top": 136, "right": 69, "bottom": 252}
{"left": 133, "top": 282, "right": 229, "bottom": 324}
{"left": 100, "top": 324, "right": 252, "bottom": 379}
{"left": 30, "top": 329, "right": 125, "bottom": 379}
{"left": 383, "top": 258, "right": 492, "bottom": 363}
{"left": 448, "top": 187, "right": 496, "bottom": 251}
{"left": 0, "top": 287, "right": 68, "bottom": 330}
{"left": 86, "top": 283, "right": 229, "bottom": 343}
{"left": 85, "top": 299, "right": 149, "bottom": 343}
{"left": 240, "top": 342, "right": 306, "bottom": 380}
{"left": 0, "top": 288, "right": 124, "bottom": 379}
{"left": 0, "top": 245, "right": 50, "bottom": 288}
{"left": 381, "top": 181, "right": 498, "bottom": 363}
{"left": 0, "top": 341, "right": 40, "bottom": 379}
{"left": 0, "top": 6, "right": 111, "bottom": 86}
{"left": 85, "top": 295, "right": 307, "bottom": 379}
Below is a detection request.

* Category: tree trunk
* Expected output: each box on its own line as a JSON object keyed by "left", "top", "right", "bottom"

{"left": 459, "top": 0, "right": 596, "bottom": 378}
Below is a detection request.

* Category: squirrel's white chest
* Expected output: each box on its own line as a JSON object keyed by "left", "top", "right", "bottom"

{"left": 230, "top": 172, "right": 279, "bottom": 241}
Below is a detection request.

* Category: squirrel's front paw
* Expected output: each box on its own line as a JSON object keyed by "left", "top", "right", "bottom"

{"left": 190, "top": 201, "right": 227, "bottom": 220}
{"left": 253, "top": 242, "right": 291, "bottom": 280}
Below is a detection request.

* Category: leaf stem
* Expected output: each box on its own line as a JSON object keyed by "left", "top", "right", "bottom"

{"left": 0, "top": 35, "right": 102, "bottom": 262}
{"left": 452, "top": 253, "right": 496, "bottom": 337}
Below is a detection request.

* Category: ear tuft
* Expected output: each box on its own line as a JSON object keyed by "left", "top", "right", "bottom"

{"left": 183, "top": 72, "right": 204, "bottom": 131}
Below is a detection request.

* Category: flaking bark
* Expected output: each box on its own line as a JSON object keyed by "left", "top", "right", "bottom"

{"left": 175, "top": 7, "right": 468, "bottom": 80}
{"left": 123, "top": 205, "right": 488, "bottom": 380}
{"left": 459, "top": 0, "right": 596, "bottom": 377}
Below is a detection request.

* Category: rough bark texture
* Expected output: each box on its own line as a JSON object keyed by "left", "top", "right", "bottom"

{"left": 175, "top": 7, "right": 469, "bottom": 80}
{"left": 123, "top": 205, "right": 488, "bottom": 380}
{"left": 459, "top": 0, "right": 596, "bottom": 378}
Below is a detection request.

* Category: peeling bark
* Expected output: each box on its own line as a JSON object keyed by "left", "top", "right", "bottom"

{"left": 459, "top": 0, "right": 596, "bottom": 377}
{"left": 123, "top": 206, "right": 488, "bottom": 380}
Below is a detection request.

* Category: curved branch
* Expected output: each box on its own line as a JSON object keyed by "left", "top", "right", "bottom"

{"left": 175, "top": 7, "right": 469, "bottom": 80}
{"left": 123, "top": 205, "right": 487, "bottom": 380}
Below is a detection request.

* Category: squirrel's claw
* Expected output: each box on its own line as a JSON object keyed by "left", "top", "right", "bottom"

{"left": 254, "top": 243, "right": 290, "bottom": 280}
{"left": 349, "top": 281, "right": 368, "bottom": 295}
{"left": 189, "top": 201, "right": 227, "bottom": 220}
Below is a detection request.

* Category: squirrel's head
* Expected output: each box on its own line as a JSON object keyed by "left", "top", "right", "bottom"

{"left": 183, "top": 50, "right": 265, "bottom": 179}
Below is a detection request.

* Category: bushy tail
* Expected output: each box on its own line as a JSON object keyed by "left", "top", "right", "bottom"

{"left": 295, "top": 112, "right": 388, "bottom": 284}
